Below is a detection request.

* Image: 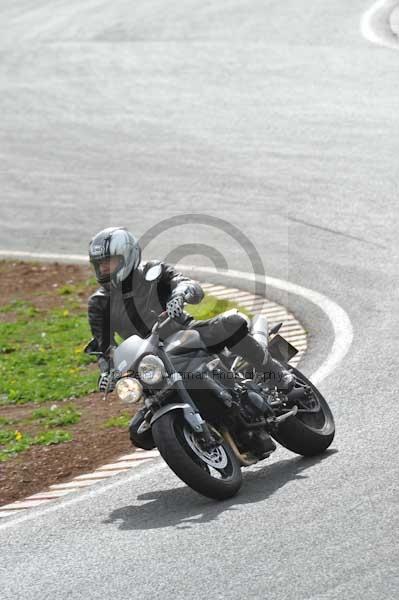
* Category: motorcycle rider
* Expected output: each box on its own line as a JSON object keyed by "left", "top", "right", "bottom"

{"left": 87, "top": 226, "right": 294, "bottom": 449}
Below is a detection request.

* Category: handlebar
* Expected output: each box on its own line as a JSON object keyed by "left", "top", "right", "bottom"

{"left": 152, "top": 305, "right": 187, "bottom": 334}
{"left": 153, "top": 310, "right": 172, "bottom": 333}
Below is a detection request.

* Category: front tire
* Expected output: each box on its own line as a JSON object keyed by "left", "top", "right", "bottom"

{"left": 272, "top": 365, "right": 335, "bottom": 456}
{"left": 152, "top": 411, "right": 242, "bottom": 500}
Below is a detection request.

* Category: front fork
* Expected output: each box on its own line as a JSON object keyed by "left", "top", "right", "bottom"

{"left": 158, "top": 346, "right": 217, "bottom": 448}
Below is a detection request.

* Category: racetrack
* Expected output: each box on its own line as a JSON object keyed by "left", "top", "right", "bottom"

{"left": 1, "top": 1, "right": 399, "bottom": 598}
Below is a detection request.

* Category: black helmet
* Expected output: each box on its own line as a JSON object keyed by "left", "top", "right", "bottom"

{"left": 89, "top": 227, "right": 141, "bottom": 288}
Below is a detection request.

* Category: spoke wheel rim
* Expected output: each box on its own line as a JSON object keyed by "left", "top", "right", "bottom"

{"left": 183, "top": 426, "right": 228, "bottom": 470}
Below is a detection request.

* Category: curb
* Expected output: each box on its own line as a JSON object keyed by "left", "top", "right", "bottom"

{"left": 0, "top": 281, "right": 307, "bottom": 518}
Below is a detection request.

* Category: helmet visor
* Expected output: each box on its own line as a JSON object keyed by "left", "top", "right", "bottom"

{"left": 91, "top": 255, "right": 124, "bottom": 284}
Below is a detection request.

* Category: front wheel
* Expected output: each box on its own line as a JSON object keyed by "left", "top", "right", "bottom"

{"left": 152, "top": 411, "right": 242, "bottom": 500}
{"left": 272, "top": 365, "right": 335, "bottom": 457}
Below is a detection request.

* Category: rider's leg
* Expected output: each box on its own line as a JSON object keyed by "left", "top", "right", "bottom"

{"left": 188, "top": 310, "right": 294, "bottom": 390}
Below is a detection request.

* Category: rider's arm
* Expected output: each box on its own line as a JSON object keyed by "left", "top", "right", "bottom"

{"left": 161, "top": 262, "right": 204, "bottom": 304}
{"left": 87, "top": 288, "right": 114, "bottom": 371}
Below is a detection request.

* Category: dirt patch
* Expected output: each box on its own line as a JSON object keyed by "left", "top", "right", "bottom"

{"left": 0, "top": 260, "right": 140, "bottom": 507}
{"left": 0, "top": 394, "right": 139, "bottom": 506}
{"left": 0, "top": 260, "right": 94, "bottom": 308}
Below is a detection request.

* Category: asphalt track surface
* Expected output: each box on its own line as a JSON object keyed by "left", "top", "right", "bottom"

{"left": 1, "top": 1, "right": 399, "bottom": 598}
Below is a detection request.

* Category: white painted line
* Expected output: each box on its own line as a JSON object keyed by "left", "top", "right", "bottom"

{"left": 1, "top": 499, "right": 53, "bottom": 510}
{"left": 73, "top": 470, "right": 130, "bottom": 481}
{"left": 49, "top": 480, "right": 95, "bottom": 490}
{"left": 119, "top": 455, "right": 155, "bottom": 462}
{"left": 202, "top": 285, "right": 227, "bottom": 293}
{"left": 96, "top": 461, "right": 143, "bottom": 470}
{"left": 279, "top": 323, "right": 306, "bottom": 332}
{"left": 0, "top": 511, "right": 23, "bottom": 518}
{"left": 279, "top": 329, "right": 307, "bottom": 343}
{"left": 25, "top": 490, "right": 74, "bottom": 500}
{"left": 0, "top": 461, "right": 167, "bottom": 530}
{"left": 283, "top": 330, "right": 307, "bottom": 337}
{"left": 0, "top": 250, "right": 88, "bottom": 262}
{"left": 284, "top": 337, "right": 307, "bottom": 346}
{"left": 117, "top": 450, "right": 160, "bottom": 460}
{"left": 235, "top": 299, "right": 270, "bottom": 309}
{"left": 212, "top": 291, "right": 258, "bottom": 300}
{"left": 258, "top": 304, "right": 289, "bottom": 313}
{"left": 259, "top": 309, "right": 290, "bottom": 319}
{"left": 284, "top": 331, "right": 306, "bottom": 338}
{"left": 360, "top": 0, "right": 399, "bottom": 50}
{"left": 0, "top": 507, "right": 26, "bottom": 514}
{"left": 115, "top": 453, "right": 138, "bottom": 460}
{"left": 206, "top": 287, "right": 241, "bottom": 298}
{"left": 275, "top": 314, "right": 300, "bottom": 322}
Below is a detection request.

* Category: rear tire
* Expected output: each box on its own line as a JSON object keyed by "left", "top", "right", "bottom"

{"left": 272, "top": 365, "right": 335, "bottom": 456}
{"left": 152, "top": 411, "right": 242, "bottom": 500}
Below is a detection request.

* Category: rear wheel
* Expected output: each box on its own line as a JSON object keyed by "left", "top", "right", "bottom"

{"left": 152, "top": 411, "right": 242, "bottom": 500}
{"left": 272, "top": 365, "right": 335, "bottom": 456}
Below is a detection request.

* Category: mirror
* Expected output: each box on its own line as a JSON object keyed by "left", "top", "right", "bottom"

{"left": 144, "top": 263, "right": 162, "bottom": 282}
{"left": 269, "top": 322, "right": 283, "bottom": 336}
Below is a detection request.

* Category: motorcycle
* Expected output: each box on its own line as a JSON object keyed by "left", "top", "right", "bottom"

{"left": 85, "top": 264, "right": 335, "bottom": 500}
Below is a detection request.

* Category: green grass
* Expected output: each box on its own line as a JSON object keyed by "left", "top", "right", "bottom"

{"left": 30, "top": 405, "right": 81, "bottom": 427}
{"left": 102, "top": 413, "right": 132, "bottom": 429}
{"left": 0, "top": 300, "right": 39, "bottom": 318}
{"left": 0, "top": 429, "right": 73, "bottom": 462}
{"left": 0, "top": 307, "right": 97, "bottom": 405}
{"left": 186, "top": 295, "right": 251, "bottom": 320}
{"left": 32, "top": 430, "right": 72, "bottom": 446}
{"left": 0, "top": 406, "right": 79, "bottom": 462}
{"left": 56, "top": 277, "right": 97, "bottom": 297}
{"left": 0, "top": 429, "right": 18, "bottom": 445}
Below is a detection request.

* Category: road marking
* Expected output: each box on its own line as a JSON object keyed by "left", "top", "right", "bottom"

{"left": 0, "top": 461, "right": 167, "bottom": 531}
{"left": 0, "top": 250, "right": 88, "bottom": 262}
{"left": 2, "top": 499, "right": 53, "bottom": 510}
{"left": 360, "top": 0, "right": 399, "bottom": 49}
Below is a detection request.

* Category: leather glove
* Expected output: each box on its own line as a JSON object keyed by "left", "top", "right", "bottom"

{"left": 172, "top": 283, "right": 199, "bottom": 303}
{"left": 181, "top": 284, "right": 198, "bottom": 303}
{"left": 166, "top": 294, "right": 185, "bottom": 319}
{"left": 98, "top": 372, "right": 115, "bottom": 393}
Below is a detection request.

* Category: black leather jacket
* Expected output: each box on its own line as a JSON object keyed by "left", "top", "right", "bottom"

{"left": 88, "top": 260, "right": 204, "bottom": 359}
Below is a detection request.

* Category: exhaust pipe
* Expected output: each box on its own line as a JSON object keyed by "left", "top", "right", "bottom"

{"left": 221, "top": 430, "right": 258, "bottom": 466}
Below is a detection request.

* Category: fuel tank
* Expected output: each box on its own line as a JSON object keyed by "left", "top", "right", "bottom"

{"left": 164, "top": 330, "right": 206, "bottom": 355}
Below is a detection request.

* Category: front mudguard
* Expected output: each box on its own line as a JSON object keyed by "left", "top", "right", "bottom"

{"left": 150, "top": 403, "right": 206, "bottom": 433}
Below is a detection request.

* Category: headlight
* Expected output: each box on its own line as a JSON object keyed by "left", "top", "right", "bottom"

{"left": 138, "top": 355, "right": 166, "bottom": 385}
{"left": 115, "top": 377, "right": 143, "bottom": 404}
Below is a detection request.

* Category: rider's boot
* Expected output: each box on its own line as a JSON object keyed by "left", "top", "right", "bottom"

{"left": 231, "top": 334, "right": 294, "bottom": 392}
{"left": 257, "top": 353, "right": 295, "bottom": 392}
